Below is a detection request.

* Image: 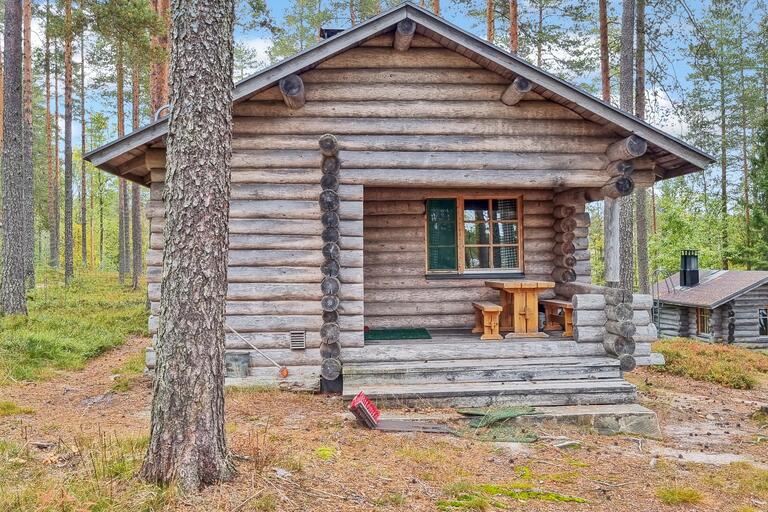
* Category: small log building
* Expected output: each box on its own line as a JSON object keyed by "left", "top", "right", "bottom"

{"left": 85, "top": 3, "right": 713, "bottom": 407}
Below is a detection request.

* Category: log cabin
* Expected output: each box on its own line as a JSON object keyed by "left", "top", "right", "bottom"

{"left": 655, "top": 251, "right": 768, "bottom": 347}
{"left": 85, "top": 3, "right": 714, "bottom": 407}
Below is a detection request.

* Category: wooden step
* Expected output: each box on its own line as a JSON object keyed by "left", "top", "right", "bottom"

{"left": 342, "top": 378, "right": 637, "bottom": 408}
{"left": 343, "top": 356, "right": 622, "bottom": 386}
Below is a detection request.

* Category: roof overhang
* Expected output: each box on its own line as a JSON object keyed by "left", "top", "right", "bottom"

{"left": 85, "top": 2, "right": 715, "bottom": 186}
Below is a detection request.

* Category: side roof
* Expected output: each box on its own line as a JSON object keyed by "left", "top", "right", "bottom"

{"left": 656, "top": 270, "right": 768, "bottom": 308}
{"left": 84, "top": 1, "right": 715, "bottom": 185}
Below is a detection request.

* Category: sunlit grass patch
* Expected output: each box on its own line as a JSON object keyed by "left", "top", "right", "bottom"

{"left": 656, "top": 485, "right": 703, "bottom": 505}
{"left": 652, "top": 339, "right": 768, "bottom": 389}
{"left": 705, "top": 462, "right": 768, "bottom": 499}
{"left": 313, "top": 445, "right": 337, "bottom": 461}
{"left": 0, "top": 271, "right": 149, "bottom": 384}
{"left": 373, "top": 492, "right": 407, "bottom": 507}
{"left": 0, "top": 401, "right": 35, "bottom": 417}
{"left": 395, "top": 445, "right": 447, "bottom": 465}
{"left": 439, "top": 480, "right": 587, "bottom": 510}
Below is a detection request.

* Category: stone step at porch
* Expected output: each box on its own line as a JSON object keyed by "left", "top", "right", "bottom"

{"left": 342, "top": 377, "right": 637, "bottom": 408}
{"left": 343, "top": 356, "right": 622, "bottom": 387}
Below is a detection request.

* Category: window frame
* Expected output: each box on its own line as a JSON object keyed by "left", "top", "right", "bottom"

{"left": 424, "top": 193, "right": 525, "bottom": 276}
{"left": 759, "top": 307, "right": 768, "bottom": 337}
{"left": 696, "top": 307, "right": 711, "bottom": 336}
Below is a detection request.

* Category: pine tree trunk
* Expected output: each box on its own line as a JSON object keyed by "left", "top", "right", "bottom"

{"left": 52, "top": 43, "right": 60, "bottom": 268}
{"left": 150, "top": 0, "right": 170, "bottom": 115}
{"left": 23, "top": 0, "right": 35, "bottom": 288}
{"left": 45, "top": 0, "right": 56, "bottom": 269}
{"left": 508, "top": 0, "right": 518, "bottom": 53}
{"left": 81, "top": 33, "right": 87, "bottom": 268}
{"left": 132, "top": 61, "right": 143, "bottom": 290}
{"left": 599, "top": 0, "right": 610, "bottom": 102}
{"left": 432, "top": 0, "right": 440, "bottom": 15}
{"left": 618, "top": 0, "right": 635, "bottom": 292}
{"left": 116, "top": 41, "right": 127, "bottom": 283}
{"left": 64, "top": 0, "right": 74, "bottom": 284}
{"left": 99, "top": 173, "right": 104, "bottom": 269}
{"left": 486, "top": 0, "right": 494, "bottom": 42}
{"left": 536, "top": 4, "right": 543, "bottom": 66}
{"left": 2, "top": 0, "right": 28, "bottom": 314}
{"left": 141, "top": 0, "right": 236, "bottom": 491}
{"left": 719, "top": 73, "right": 728, "bottom": 269}
{"left": 634, "top": 0, "right": 649, "bottom": 294}
{"left": 739, "top": 17, "right": 750, "bottom": 268}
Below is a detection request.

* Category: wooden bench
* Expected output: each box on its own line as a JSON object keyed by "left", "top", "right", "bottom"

{"left": 541, "top": 298, "right": 574, "bottom": 337}
{"left": 471, "top": 302, "right": 504, "bottom": 341}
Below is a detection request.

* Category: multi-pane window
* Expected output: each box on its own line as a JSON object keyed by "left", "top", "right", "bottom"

{"left": 426, "top": 197, "right": 522, "bottom": 274}
{"left": 759, "top": 308, "right": 768, "bottom": 336}
{"left": 696, "top": 308, "right": 711, "bottom": 335}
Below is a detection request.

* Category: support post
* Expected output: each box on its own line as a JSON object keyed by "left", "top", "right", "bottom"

{"left": 606, "top": 135, "right": 647, "bottom": 161}
{"left": 500, "top": 76, "right": 533, "bottom": 106}
{"left": 393, "top": 19, "right": 416, "bottom": 51}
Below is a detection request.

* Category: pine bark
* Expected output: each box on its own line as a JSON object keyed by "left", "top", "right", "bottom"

{"left": 81, "top": 33, "right": 87, "bottom": 267}
{"left": 634, "top": 0, "right": 649, "bottom": 293}
{"left": 45, "top": 0, "right": 56, "bottom": 269}
{"left": 618, "top": 0, "right": 635, "bottom": 292}
{"left": 599, "top": 0, "right": 610, "bottom": 102}
{"left": 140, "top": 0, "right": 236, "bottom": 491}
{"left": 2, "top": 0, "right": 28, "bottom": 314}
{"left": 23, "top": 0, "right": 35, "bottom": 287}
{"left": 132, "top": 61, "right": 143, "bottom": 290}
{"left": 52, "top": 43, "right": 60, "bottom": 268}
{"left": 64, "top": 0, "right": 74, "bottom": 284}
{"left": 509, "top": 0, "right": 519, "bottom": 53}
{"left": 116, "top": 41, "right": 127, "bottom": 283}
{"left": 486, "top": 0, "right": 494, "bottom": 42}
{"left": 719, "top": 68, "right": 728, "bottom": 269}
{"left": 432, "top": 0, "right": 440, "bottom": 15}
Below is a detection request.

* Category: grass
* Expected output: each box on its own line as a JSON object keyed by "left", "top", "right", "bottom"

{"left": 0, "top": 434, "right": 173, "bottom": 512}
{"left": 0, "top": 271, "right": 149, "bottom": 384}
{"left": 313, "top": 446, "right": 337, "bottom": 461}
{"left": 656, "top": 486, "right": 703, "bottom": 505}
{"left": 438, "top": 480, "right": 587, "bottom": 510}
{"left": 0, "top": 401, "right": 35, "bottom": 417}
{"left": 652, "top": 338, "right": 768, "bottom": 389}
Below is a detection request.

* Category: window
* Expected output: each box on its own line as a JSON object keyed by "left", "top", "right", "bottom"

{"left": 426, "top": 196, "right": 522, "bottom": 274}
{"left": 696, "top": 308, "right": 711, "bottom": 335}
{"left": 759, "top": 308, "right": 768, "bottom": 336}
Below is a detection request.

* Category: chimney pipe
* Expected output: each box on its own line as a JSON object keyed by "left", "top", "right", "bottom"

{"left": 680, "top": 250, "right": 699, "bottom": 287}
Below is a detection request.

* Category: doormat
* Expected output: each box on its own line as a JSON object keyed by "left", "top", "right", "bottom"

{"left": 364, "top": 328, "right": 432, "bottom": 341}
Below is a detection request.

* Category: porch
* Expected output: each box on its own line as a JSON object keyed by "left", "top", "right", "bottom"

{"left": 341, "top": 329, "right": 637, "bottom": 407}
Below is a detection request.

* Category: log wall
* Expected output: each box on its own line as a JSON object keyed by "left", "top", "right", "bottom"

{"left": 729, "top": 283, "right": 768, "bottom": 346}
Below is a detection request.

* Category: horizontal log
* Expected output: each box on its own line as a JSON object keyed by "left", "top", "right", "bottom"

{"left": 234, "top": 100, "right": 584, "bottom": 120}
{"left": 605, "top": 320, "right": 636, "bottom": 338}
{"left": 501, "top": 76, "right": 533, "bottom": 106}
{"left": 366, "top": 314, "right": 475, "bottom": 329}
{"left": 224, "top": 300, "right": 363, "bottom": 316}
{"left": 365, "top": 240, "right": 423, "bottom": 252}
{"left": 364, "top": 263, "right": 423, "bottom": 276}
{"left": 573, "top": 325, "right": 604, "bottom": 343}
{"left": 148, "top": 282, "right": 363, "bottom": 302}
{"left": 365, "top": 286, "right": 497, "bottom": 303}
{"left": 523, "top": 240, "right": 555, "bottom": 252}
{"left": 365, "top": 301, "right": 473, "bottom": 316}
{"left": 363, "top": 215, "right": 423, "bottom": 229}
{"left": 524, "top": 227, "right": 556, "bottom": 241}
{"left": 230, "top": 183, "right": 361, "bottom": 201}
{"left": 146, "top": 249, "right": 363, "bottom": 268}
{"left": 149, "top": 314, "right": 365, "bottom": 336}
{"left": 224, "top": 331, "right": 362, "bottom": 350}
{"left": 365, "top": 188, "right": 553, "bottom": 202}
{"left": 345, "top": 169, "right": 611, "bottom": 188}
{"left": 572, "top": 294, "right": 605, "bottom": 310}
{"left": 605, "top": 135, "right": 647, "bottom": 161}
{"left": 556, "top": 282, "right": 606, "bottom": 298}
{"left": 573, "top": 309, "right": 606, "bottom": 327}
{"left": 523, "top": 214, "right": 555, "bottom": 228}
{"left": 230, "top": 149, "right": 608, "bottom": 171}
{"left": 360, "top": 33, "right": 442, "bottom": 48}
{"left": 632, "top": 294, "right": 654, "bottom": 309}
{"left": 601, "top": 175, "right": 635, "bottom": 199}
{"left": 150, "top": 233, "right": 363, "bottom": 252}
{"left": 315, "top": 47, "right": 483, "bottom": 69}
{"left": 364, "top": 200, "right": 425, "bottom": 216}
{"left": 364, "top": 251, "right": 422, "bottom": 265}
{"left": 364, "top": 227, "right": 424, "bottom": 242}
{"left": 230, "top": 134, "right": 612, "bottom": 154}
{"left": 233, "top": 116, "right": 616, "bottom": 137}
{"left": 363, "top": 275, "right": 499, "bottom": 289}
{"left": 226, "top": 266, "right": 363, "bottom": 284}
{"left": 573, "top": 212, "right": 591, "bottom": 228}
{"left": 524, "top": 201, "right": 554, "bottom": 215}
{"left": 299, "top": 67, "right": 512, "bottom": 85}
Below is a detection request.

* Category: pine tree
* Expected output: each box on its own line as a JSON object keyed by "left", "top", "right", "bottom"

{"left": 618, "top": 0, "right": 634, "bottom": 291}
{"left": 64, "top": 0, "right": 74, "bottom": 284}
{"left": 509, "top": 0, "right": 518, "bottom": 53}
{"left": 81, "top": 30, "right": 88, "bottom": 267}
{"left": 635, "top": 0, "right": 649, "bottom": 293}
{"left": 746, "top": 116, "right": 768, "bottom": 268}
{"left": 22, "top": 0, "right": 34, "bottom": 288}
{"left": 599, "top": 0, "right": 610, "bottom": 102}
{"left": 268, "top": 0, "right": 332, "bottom": 62}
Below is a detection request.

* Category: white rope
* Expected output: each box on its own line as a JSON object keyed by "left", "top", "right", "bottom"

{"left": 225, "top": 323, "right": 283, "bottom": 370}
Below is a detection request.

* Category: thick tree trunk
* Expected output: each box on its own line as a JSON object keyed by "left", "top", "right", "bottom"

{"left": 64, "top": 0, "right": 74, "bottom": 284}
{"left": 81, "top": 33, "right": 87, "bottom": 267}
{"left": 618, "top": 0, "right": 635, "bottom": 291}
{"left": 150, "top": 0, "right": 170, "bottom": 115}
{"left": 23, "top": 0, "right": 35, "bottom": 288}
{"left": 719, "top": 69, "right": 728, "bottom": 269}
{"left": 52, "top": 43, "right": 60, "bottom": 268}
{"left": 634, "top": 0, "right": 649, "bottom": 294}
{"left": 45, "top": 0, "right": 55, "bottom": 269}
{"left": 432, "top": 0, "right": 440, "bottom": 15}
{"left": 509, "top": 0, "right": 518, "bottom": 53}
{"left": 141, "top": 0, "right": 236, "bottom": 491}
{"left": 599, "top": 0, "right": 610, "bottom": 102}
{"left": 132, "top": 61, "right": 143, "bottom": 290}
{"left": 2, "top": 0, "right": 28, "bottom": 314}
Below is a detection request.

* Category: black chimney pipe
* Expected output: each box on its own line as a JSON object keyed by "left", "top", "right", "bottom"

{"left": 680, "top": 250, "right": 699, "bottom": 287}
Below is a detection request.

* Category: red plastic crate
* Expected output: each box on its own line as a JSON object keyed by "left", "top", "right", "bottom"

{"left": 348, "top": 391, "right": 381, "bottom": 428}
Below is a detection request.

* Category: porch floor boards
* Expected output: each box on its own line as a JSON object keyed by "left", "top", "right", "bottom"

{"left": 343, "top": 329, "right": 636, "bottom": 407}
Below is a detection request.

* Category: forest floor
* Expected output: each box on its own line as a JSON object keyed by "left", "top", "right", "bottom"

{"left": 1, "top": 335, "right": 767, "bottom": 512}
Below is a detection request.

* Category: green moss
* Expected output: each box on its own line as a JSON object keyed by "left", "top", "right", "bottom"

{"left": 437, "top": 493, "right": 493, "bottom": 510}
{"left": 656, "top": 486, "right": 703, "bottom": 505}
{"left": 313, "top": 446, "right": 337, "bottom": 461}
{"left": 0, "top": 272, "right": 149, "bottom": 384}
{"left": 0, "top": 401, "right": 35, "bottom": 417}
{"left": 441, "top": 481, "right": 586, "bottom": 509}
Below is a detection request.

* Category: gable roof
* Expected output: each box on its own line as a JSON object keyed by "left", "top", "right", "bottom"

{"left": 656, "top": 270, "right": 768, "bottom": 308}
{"left": 84, "top": 1, "right": 715, "bottom": 185}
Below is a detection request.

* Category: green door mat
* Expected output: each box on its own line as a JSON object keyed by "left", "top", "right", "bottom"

{"left": 364, "top": 328, "right": 432, "bottom": 341}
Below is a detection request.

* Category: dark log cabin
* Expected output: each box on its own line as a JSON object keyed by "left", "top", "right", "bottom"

{"left": 85, "top": 3, "right": 713, "bottom": 407}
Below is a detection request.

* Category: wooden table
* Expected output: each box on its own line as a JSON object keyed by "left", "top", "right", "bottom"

{"left": 484, "top": 280, "right": 556, "bottom": 337}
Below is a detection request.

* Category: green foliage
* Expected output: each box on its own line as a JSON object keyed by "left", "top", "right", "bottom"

{"left": 268, "top": 0, "right": 334, "bottom": 62}
{"left": 0, "top": 402, "right": 35, "bottom": 417}
{"left": 313, "top": 445, "right": 337, "bottom": 460}
{"left": 439, "top": 480, "right": 586, "bottom": 510}
{"left": 0, "top": 272, "right": 148, "bottom": 383}
{"left": 741, "top": 116, "right": 768, "bottom": 269}
{"left": 651, "top": 339, "right": 768, "bottom": 389}
{"left": 656, "top": 486, "right": 703, "bottom": 505}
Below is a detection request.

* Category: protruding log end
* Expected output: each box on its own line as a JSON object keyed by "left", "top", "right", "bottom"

{"left": 606, "top": 135, "right": 647, "bottom": 161}
{"left": 553, "top": 205, "right": 576, "bottom": 219}
{"left": 322, "top": 156, "right": 341, "bottom": 175}
{"left": 553, "top": 217, "right": 577, "bottom": 233}
{"left": 394, "top": 19, "right": 416, "bottom": 51}
{"left": 552, "top": 266, "right": 576, "bottom": 283}
{"left": 318, "top": 133, "right": 339, "bottom": 156}
{"left": 500, "top": 76, "right": 533, "bottom": 106}
{"left": 320, "top": 357, "right": 342, "bottom": 380}
{"left": 320, "top": 321, "right": 340, "bottom": 343}
{"left": 279, "top": 74, "right": 305, "bottom": 109}
{"left": 601, "top": 175, "right": 635, "bottom": 199}
{"left": 606, "top": 160, "right": 634, "bottom": 176}
{"left": 618, "top": 353, "right": 637, "bottom": 372}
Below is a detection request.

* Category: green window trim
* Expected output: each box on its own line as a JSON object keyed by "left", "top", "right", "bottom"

{"left": 426, "top": 199, "right": 458, "bottom": 272}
